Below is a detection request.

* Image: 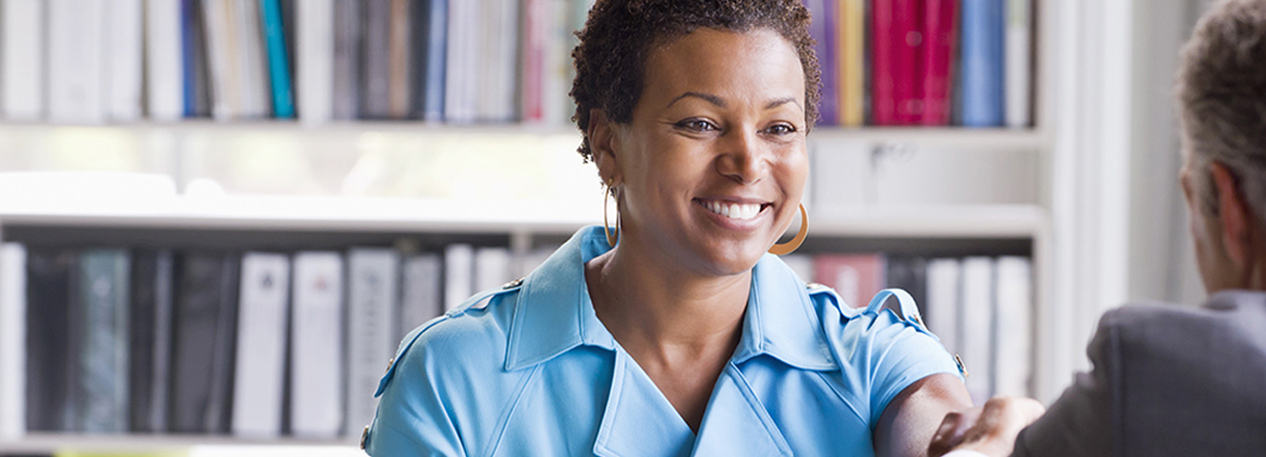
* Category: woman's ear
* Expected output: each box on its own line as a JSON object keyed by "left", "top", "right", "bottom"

{"left": 1210, "top": 161, "right": 1253, "bottom": 269}
{"left": 588, "top": 108, "right": 622, "bottom": 185}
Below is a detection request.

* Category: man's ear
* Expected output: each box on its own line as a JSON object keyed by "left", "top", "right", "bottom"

{"left": 588, "top": 109, "right": 622, "bottom": 185}
{"left": 1210, "top": 161, "right": 1253, "bottom": 268}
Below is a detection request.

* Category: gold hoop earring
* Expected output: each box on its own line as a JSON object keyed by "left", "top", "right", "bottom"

{"left": 603, "top": 185, "right": 620, "bottom": 248}
{"left": 768, "top": 204, "right": 808, "bottom": 255}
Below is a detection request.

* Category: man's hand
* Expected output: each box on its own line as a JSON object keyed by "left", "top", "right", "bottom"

{"left": 927, "top": 396, "right": 1046, "bottom": 457}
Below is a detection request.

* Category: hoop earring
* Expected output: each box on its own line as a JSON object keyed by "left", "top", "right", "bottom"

{"left": 768, "top": 204, "right": 808, "bottom": 255}
{"left": 603, "top": 185, "right": 620, "bottom": 248}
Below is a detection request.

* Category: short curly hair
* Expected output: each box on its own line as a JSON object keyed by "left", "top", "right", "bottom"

{"left": 570, "top": 0, "right": 821, "bottom": 162}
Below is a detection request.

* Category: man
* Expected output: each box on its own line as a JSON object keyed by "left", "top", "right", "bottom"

{"left": 931, "top": 0, "right": 1266, "bottom": 455}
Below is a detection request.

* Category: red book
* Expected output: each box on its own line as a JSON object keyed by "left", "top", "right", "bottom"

{"left": 921, "top": 0, "right": 958, "bottom": 125}
{"left": 872, "top": 0, "right": 924, "bottom": 125}
{"left": 813, "top": 253, "right": 887, "bottom": 309}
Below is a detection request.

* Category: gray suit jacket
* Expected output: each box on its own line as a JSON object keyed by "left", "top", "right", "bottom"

{"left": 1014, "top": 290, "right": 1266, "bottom": 456}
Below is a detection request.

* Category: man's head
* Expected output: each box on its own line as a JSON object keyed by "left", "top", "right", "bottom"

{"left": 1177, "top": 0, "right": 1266, "bottom": 293}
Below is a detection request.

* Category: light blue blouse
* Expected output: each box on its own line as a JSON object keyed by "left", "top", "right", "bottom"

{"left": 364, "top": 226, "right": 963, "bottom": 456}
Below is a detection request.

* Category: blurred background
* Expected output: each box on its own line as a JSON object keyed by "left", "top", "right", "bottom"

{"left": 0, "top": 0, "right": 1223, "bottom": 455}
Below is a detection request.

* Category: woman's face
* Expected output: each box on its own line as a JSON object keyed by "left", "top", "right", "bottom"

{"left": 598, "top": 27, "right": 809, "bottom": 277}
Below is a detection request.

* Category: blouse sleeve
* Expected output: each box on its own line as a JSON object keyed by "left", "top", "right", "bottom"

{"left": 831, "top": 301, "right": 964, "bottom": 427}
{"left": 364, "top": 334, "right": 466, "bottom": 457}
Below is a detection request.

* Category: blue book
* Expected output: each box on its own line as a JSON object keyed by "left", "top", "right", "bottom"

{"left": 180, "top": 0, "right": 198, "bottom": 117}
{"left": 804, "top": 0, "right": 838, "bottom": 125}
{"left": 261, "top": 0, "right": 295, "bottom": 118}
{"left": 960, "top": 0, "right": 1006, "bottom": 127}
{"left": 419, "top": 0, "right": 447, "bottom": 122}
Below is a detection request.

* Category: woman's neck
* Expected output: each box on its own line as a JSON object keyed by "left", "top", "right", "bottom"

{"left": 585, "top": 240, "right": 749, "bottom": 364}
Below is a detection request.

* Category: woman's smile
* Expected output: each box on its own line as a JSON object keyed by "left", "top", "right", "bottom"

{"left": 694, "top": 197, "right": 772, "bottom": 226}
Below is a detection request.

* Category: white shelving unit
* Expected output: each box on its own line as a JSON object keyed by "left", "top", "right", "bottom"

{"left": 0, "top": 0, "right": 1137, "bottom": 453}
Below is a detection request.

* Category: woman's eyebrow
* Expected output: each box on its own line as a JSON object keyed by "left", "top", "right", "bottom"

{"left": 666, "top": 91, "right": 725, "bottom": 108}
{"left": 765, "top": 97, "right": 801, "bottom": 110}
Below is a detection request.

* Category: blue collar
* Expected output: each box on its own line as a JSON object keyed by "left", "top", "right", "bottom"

{"left": 504, "top": 226, "right": 837, "bottom": 372}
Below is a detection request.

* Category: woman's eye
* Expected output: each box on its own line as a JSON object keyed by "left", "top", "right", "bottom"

{"left": 676, "top": 119, "right": 717, "bottom": 132}
{"left": 765, "top": 123, "right": 796, "bottom": 135}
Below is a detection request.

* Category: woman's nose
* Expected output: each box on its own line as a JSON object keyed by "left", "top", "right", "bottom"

{"left": 716, "top": 130, "right": 767, "bottom": 184}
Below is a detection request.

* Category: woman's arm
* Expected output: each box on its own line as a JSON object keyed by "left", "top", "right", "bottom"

{"left": 874, "top": 373, "right": 974, "bottom": 457}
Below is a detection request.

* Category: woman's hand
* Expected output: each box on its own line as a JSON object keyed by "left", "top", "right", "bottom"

{"left": 927, "top": 396, "right": 1046, "bottom": 457}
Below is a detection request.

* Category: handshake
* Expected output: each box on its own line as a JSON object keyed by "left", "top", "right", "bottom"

{"left": 927, "top": 397, "right": 1046, "bottom": 457}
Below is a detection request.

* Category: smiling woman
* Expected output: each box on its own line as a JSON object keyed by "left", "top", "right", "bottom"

{"left": 363, "top": 1, "right": 971, "bottom": 456}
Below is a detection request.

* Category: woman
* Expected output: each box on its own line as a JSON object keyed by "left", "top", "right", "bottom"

{"left": 364, "top": 1, "right": 971, "bottom": 455}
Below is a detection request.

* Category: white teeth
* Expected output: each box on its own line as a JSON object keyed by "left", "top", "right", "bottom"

{"left": 702, "top": 200, "right": 761, "bottom": 220}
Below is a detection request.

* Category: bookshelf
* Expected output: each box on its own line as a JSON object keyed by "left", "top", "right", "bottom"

{"left": 0, "top": 0, "right": 1110, "bottom": 454}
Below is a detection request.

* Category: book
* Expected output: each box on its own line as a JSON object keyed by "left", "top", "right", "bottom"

{"left": 47, "top": 0, "right": 107, "bottom": 123}
{"left": 0, "top": 243, "right": 27, "bottom": 439}
{"left": 1005, "top": 0, "right": 1032, "bottom": 128}
{"left": 489, "top": 0, "right": 520, "bottom": 122}
{"left": 231, "top": 253, "right": 291, "bottom": 438}
{"left": 362, "top": 0, "right": 392, "bottom": 119}
{"left": 474, "top": 247, "right": 513, "bottom": 293}
{"left": 70, "top": 249, "right": 131, "bottom": 433}
{"left": 202, "top": 0, "right": 239, "bottom": 119}
{"left": 234, "top": 0, "right": 272, "bottom": 118}
{"left": 806, "top": 0, "right": 839, "bottom": 125}
{"left": 387, "top": 0, "right": 414, "bottom": 119}
{"left": 993, "top": 256, "right": 1032, "bottom": 396}
{"left": 345, "top": 248, "right": 400, "bottom": 437}
{"left": 960, "top": 256, "right": 995, "bottom": 403}
{"left": 290, "top": 252, "right": 345, "bottom": 438}
{"left": 444, "top": 0, "right": 477, "bottom": 123}
{"left": 297, "top": 0, "right": 334, "bottom": 124}
{"left": 1, "top": 0, "right": 46, "bottom": 120}
{"left": 921, "top": 0, "right": 959, "bottom": 125}
{"left": 182, "top": 0, "right": 214, "bottom": 117}
{"left": 416, "top": 0, "right": 449, "bottom": 122}
{"left": 399, "top": 252, "right": 443, "bottom": 341}
{"left": 24, "top": 248, "right": 76, "bottom": 432}
{"left": 889, "top": 0, "right": 924, "bottom": 124}
{"left": 960, "top": 0, "right": 1006, "bottom": 127}
{"left": 129, "top": 250, "right": 175, "bottom": 433}
{"left": 262, "top": 0, "right": 296, "bottom": 119}
{"left": 105, "top": 0, "right": 144, "bottom": 121}
{"left": 813, "top": 253, "right": 886, "bottom": 309}
{"left": 443, "top": 244, "right": 473, "bottom": 310}
{"left": 925, "top": 258, "right": 961, "bottom": 356}
{"left": 331, "top": 0, "right": 362, "bottom": 120}
{"left": 520, "top": 0, "right": 547, "bottom": 123}
{"left": 838, "top": 0, "right": 866, "bottom": 127}
{"left": 147, "top": 0, "right": 186, "bottom": 121}
{"left": 886, "top": 256, "right": 929, "bottom": 316}
{"left": 170, "top": 252, "right": 241, "bottom": 434}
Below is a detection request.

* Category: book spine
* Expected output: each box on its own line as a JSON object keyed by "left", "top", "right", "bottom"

{"left": 24, "top": 249, "right": 75, "bottom": 432}
{"left": 345, "top": 249, "right": 400, "bottom": 437}
{"left": 520, "top": 0, "right": 544, "bottom": 123}
{"left": 235, "top": 0, "right": 270, "bottom": 119}
{"left": 262, "top": 0, "right": 296, "bottom": 118}
{"left": 1005, "top": 0, "right": 1032, "bottom": 128}
{"left": 387, "top": 0, "right": 413, "bottom": 119}
{"left": 474, "top": 247, "right": 512, "bottom": 292}
{"left": 838, "top": 0, "right": 866, "bottom": 127}
{"left": 443, "top": 244, "right": 473, "bottom": 310}
{"left": 203, "top": 0, "right": 237, "bottom": 120}
{"left": 232, "top": 252, "right": 290, "bottom": 437}
{"left": 921, "top": 0, "right": 958, "bottom": 126}
{"left": 422, "top": 0, "right": 448, "bottom": 122}
{"left": 925, "top": 258, "right": 961, "bottom": 359}
{"left": 399, "top": 253, "right": 443, "bottom": 342}
{"left": 870, "top": 0, "right": 895, "bottom": 125}
{"left": 47, "top": 0, "right": 106, "bottom": 124}
{"left": 806, "top": 0, "right": 839, "bottom": 125}
{"left": 891, "top": 0, "right": 922, "bottom": 124}
{"left": 812, "top": 253, "right": 887, "bottom": 309}
{"left": 148, "top": 0, "right": 185, "bottom": 121}
{"left": 361, "top": 0, "right": 391, "bottom": 119}
{"left": 993, "top": 256, "right": 1032, "bottom": 396}
{"left": 0, "top": 244, "right": 27, "bottom": 439}
{"left": 960, "top": 256, "right": 995, "bottom": 403}
{"left": 170, "top": 252, "right": 226, "bottom": 433}
{"left": 1, "top": 0, "right": 46, "bottom": 120}
{"left": 74, "top": 249, "right": 131, "bottom": 433}
{"left": 297, "top": 0, "right": 334, "bottom": 124}
{"left": 331, "top": 0, "right": 362, "bottom": 120}
{"left": 290, "top": 252, "right": 345, "bottom": 438}
{"left": 960, "top": 0, "right": 1005, "bottom": 126}
{"left": 105, "top": 0, "right": 144, "bottom": 122}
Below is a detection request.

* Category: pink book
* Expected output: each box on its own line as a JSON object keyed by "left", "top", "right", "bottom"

{"left": 872, "top": 0, "right": 923, "bottom": 125}
{"left": 813, "top": 253, "right": 887, "bottom": 309}
{"left": 871, "top": 0, "right": 897, "bottom": 124}
{"left": 921, "top": 0, "right": 958, "bottom": 125}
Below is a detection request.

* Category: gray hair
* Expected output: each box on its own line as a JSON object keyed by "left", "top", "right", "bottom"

{"left": 1177, "top": 0, "right": 1266, "bottom": 220}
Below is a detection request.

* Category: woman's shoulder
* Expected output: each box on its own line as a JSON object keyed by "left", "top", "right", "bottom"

{"left": 375, "top": 286, "right": 525, "bottom": 398}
